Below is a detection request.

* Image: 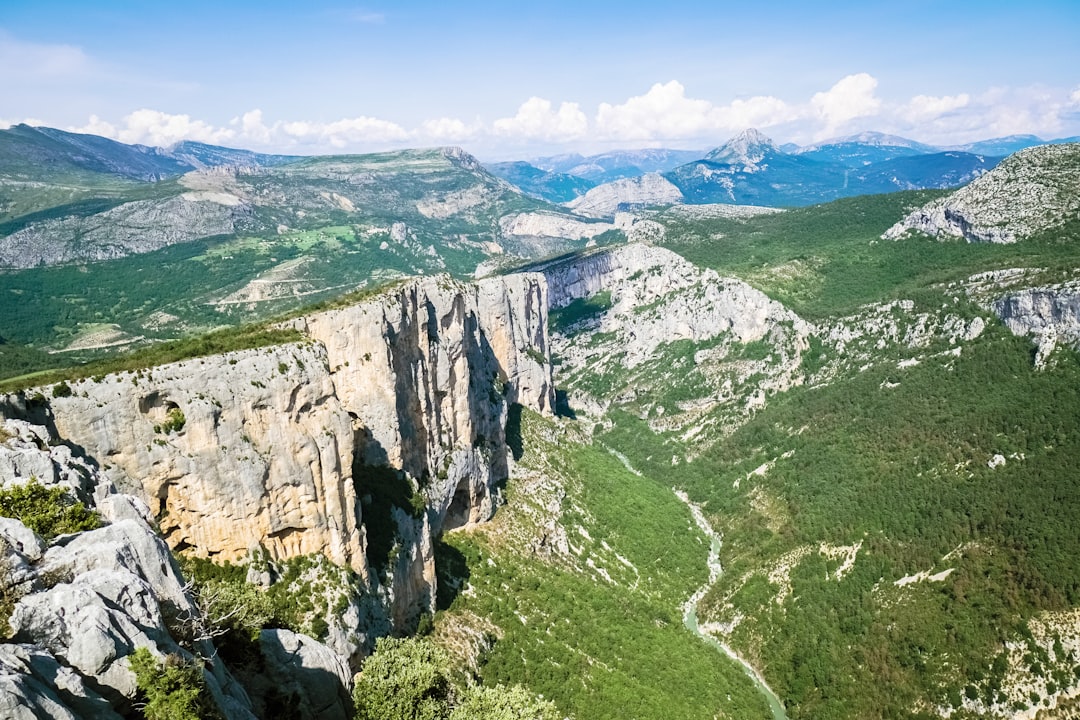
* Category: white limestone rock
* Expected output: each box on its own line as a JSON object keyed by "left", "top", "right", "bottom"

{"left": 567, "top": 173, "right": 684, "bottom": 218}
{"left": 884, "top": 143, "right": 1080, "bottom": 243}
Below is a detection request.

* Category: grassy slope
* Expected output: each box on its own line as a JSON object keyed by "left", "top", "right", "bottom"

{"left": 556, "top": 192, "right": 1080, "bottom": 718}
{"left": 438, "top": 412, "right": 772, "bottom": 720}
{"left": 658, "top": 191, "right": 1080, "bottom": 319}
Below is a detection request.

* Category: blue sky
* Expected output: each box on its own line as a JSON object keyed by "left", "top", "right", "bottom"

{"left": 2, "top": 0, "right": 1079, "bottom": 158}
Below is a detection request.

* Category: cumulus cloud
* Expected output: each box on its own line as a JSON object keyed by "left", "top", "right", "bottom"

{"left": 595, "top": 81, "right": 793, "bottom": 142}
{"left": 900, "top": 93, "right": 971, "bottom": 123}
{"left": 71, "top": 109, "right": 236, "bottom": 147}
{"left": 416, "top": 117, "right": 480, "bottom": 143}
{"left": 493, "top": 97, "right": 588, "bottom": 141}
{"left": 810, "top": 73, "right": 882, "bottom": 138}
{"left": 49, "top": 75, "right": 1080, "bottom": 157}
{"left": 596, "top": 81, "right": 715, "bottom": 141}
{"left": 279, "top": 116, "right": 409, "bottom": 148}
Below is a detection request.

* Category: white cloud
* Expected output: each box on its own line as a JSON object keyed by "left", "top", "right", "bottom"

{"left": 594, "top": 81, "right": 793, "bottom": 143}
{"left": 416, "top": 117, "right": 479, "bottom": 143}
{"left": 493, "top": 97, "right": 588, "bottom": 141}
{"left": 900, "top": 93, "right": 970, "bottom": 123}
{"left": 280, "top": 116, "right": 409, "bottom": 148}
{"left": 75, "top": 109, "right": 237, "bottom": 147}
{"left": 596, "top": 81, "right": 716, "bottom": 141}
{"left": 1070, "top": 87, "right": 1080, "bottom": 106}
{"left": 810, "top": 73, "right": 882, "bottom": 138}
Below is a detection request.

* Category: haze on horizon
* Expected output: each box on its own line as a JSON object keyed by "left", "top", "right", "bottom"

{"left": 2, "top": 0, "right": 1079, "bottom": 160}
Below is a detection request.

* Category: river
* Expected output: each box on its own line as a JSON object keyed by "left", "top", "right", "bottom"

{"left": 604, "top": 448, "right": 789, "bottom": 719}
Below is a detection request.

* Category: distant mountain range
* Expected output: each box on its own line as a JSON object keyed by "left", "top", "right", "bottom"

{"left": 485, "top": 129, "right": 1080, "bottom": 206}
{"left": 0, "top": 123, "right": 295, "bottom": 184}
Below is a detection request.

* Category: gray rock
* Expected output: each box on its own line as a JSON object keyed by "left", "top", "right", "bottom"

{"left": 884, "top": 143, "right": 1080, "bottom": 243}
{"left": 0, "top": 643, "right": 121, "bottom": 720}
{"left": 567, "top": 173, "right": 684, "bottom": 218}
{"left": 240, "top": 629, "right": 353, "bottom": 720}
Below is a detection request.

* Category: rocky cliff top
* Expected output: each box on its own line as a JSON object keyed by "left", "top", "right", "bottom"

{"left": 884, "top": 142, "right": 1080, "bottom": 243}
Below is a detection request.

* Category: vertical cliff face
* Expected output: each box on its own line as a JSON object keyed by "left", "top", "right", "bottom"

{"left": 36, "top": 342, "right": 365, "bottom": 578}
{"left": 2, "top": 271, "right": 554, "bottom": 638}
{"left": 300, "top": 272, "right": 553, "bottom": 536}
{"left": 299, "top": 273, "right": 552, "bottom": 628}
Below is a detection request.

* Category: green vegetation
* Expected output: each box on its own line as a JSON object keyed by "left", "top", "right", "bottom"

{"left": 129, "top": 647, "right": 223, "bottom": 720}
{"left": 353, "top": 636, "right": 563, "bottom": 720}
{"left": 448, "top": 684, "right": 562, "bottom": 720}
{"left": 353, "top": 637, "right": 455, "bottom": 720}
{"left": 0, "top": 480, "right": 100, "bottom": 541}
{"left": 155, "top": 407, "right": 186, "bottom": 434}
{"left": 438, "top": 411, "right": 772, "bottom": 720}
{"left": 658, "top": 191, "right": 1080, "bottom": 318}
{"left": 181, "top": 553, "right": 362, "bottom": 648}
{"left": 0, "top": 323, "right": 302, "bottom": 393}
{"left": 597, "top": 297, "right": 1080, "bottom": 718}
{"left": 548, "top": 290, "right": 613, "bottom": 332}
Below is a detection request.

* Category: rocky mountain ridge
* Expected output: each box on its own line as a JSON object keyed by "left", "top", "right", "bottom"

{"left": 884, "top": 142, "right": 1080, "bottom": 243}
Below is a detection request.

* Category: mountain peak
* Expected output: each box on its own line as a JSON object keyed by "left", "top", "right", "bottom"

{"left": 801, "top": 131, "right": 934, "bottom": 152}
{"left": 705, "top": 128, "right": 779, "bottom": 166}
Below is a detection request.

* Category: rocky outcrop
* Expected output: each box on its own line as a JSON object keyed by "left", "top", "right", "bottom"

{"left": 538, "top": 244, "right": 812, "bottom": 436}
{"left": 567, "top": 173, "right": 684, "bottom": 218}
{"left": 541, "top": 244, "right": 805, "bottom": 350}
{"left": 499, "top": 211, "right": 614, "bottom": 240}
{"left": 0, "top": 643, "right": 122, "bottom": 720}
{"left": 31, "top": 342, "right": 366, "bottom": 578}
{"left": 298, "top": 273, "right": 552, "bottom": 627}
{"left": 988, "top": 281, "right": 1080, "bottom": 368}
{"left": 0, "top": 439, "right": 256, "bottom": 719}
{"left": 240, "top": 629, "right": 354, "bottom": 720}
{"left": 884, "top": 142, "right": 1080, "bottom": 243}
{"left": 0, "top": 271, "right": 555, "bottom": 713}
{"left": 0, "top": 194, "right": 251, "bottom": 268}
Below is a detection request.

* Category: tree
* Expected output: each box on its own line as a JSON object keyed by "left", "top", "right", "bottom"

{"left": 352, "top": 637, "right": 453, "bottom": 720}
{"left": 450, "top": 684, "right": 563, "bottom": 720}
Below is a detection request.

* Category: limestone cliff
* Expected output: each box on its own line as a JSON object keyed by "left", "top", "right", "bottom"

{"left": 2, "top": 272, "right": 553, "bottom": 639}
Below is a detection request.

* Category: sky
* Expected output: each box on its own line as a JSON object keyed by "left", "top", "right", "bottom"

{"left": 2, "top": 0, "right": 1079, "bottom": 159}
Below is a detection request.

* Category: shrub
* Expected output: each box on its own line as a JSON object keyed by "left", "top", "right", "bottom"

{"left": 449, "top": 684, "right": 562, "bottom": 720}
{"left": 0, "top": 480, "right": 99, "bottom": 540}
{"left": 352, "top": 636, "right": 453, "bottom": 720}
{"left": 51, "top": 381, "right": 72, "bottom": 398}
{"left": 129, "top": 647, "right": 223, "bottom": 720}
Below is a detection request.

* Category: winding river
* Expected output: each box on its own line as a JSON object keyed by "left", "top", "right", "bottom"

{"left": 604, "top": 448, "right": 788, "bottom": 718}
{"left": 675, "top": 489, "right": 790, "bottom": 720}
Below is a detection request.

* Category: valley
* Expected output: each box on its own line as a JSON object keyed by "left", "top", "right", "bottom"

{"left": 0, "top": 127, "right": 1079, "bottom": 719}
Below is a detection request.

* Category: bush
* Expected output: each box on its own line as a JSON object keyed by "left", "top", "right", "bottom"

{"left": 129, "top": 647, "right": 223, "bottom": 720}
{"left": 0, "top": 480, "right": 99, "bottom": 540}
{"left": 51, "top": 381, "right": 72, "bottom": 398}
{"left": 449, "top": 684, "right": 562, "bottom": 720}
{"left": 352, "top": 637, "right": 453, "bottom": 720}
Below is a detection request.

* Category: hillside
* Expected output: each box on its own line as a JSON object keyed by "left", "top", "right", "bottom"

{"left": 885, "top": 142, "right": 1080, "bottom": 243}
{"left": 0, "top": 141, "right": 611, "bottom": 372}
